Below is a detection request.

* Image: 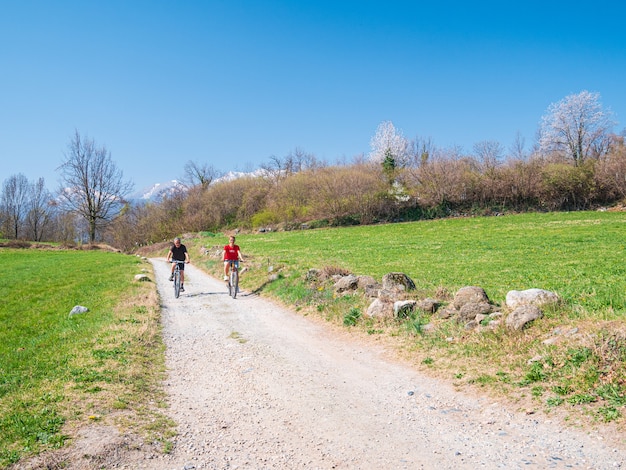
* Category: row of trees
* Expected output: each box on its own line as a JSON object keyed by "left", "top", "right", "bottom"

{"left": 1, "top": 130, "right": 133, "bottom": 243}
{"left": 1, "top": 91, "right": 624, "bottom": 252}
{"left": 105, "top": 132, "right": 626, "bottom": 251}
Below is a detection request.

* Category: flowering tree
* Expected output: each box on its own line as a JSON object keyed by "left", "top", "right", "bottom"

{"left": 538, "top": 91, "right": 615, "bottom": 165}
{"left": 369, "top": 121, "right": 409, "bottom": 167}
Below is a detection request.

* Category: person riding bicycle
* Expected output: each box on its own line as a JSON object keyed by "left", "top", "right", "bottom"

{"left": 167, "top": 237, "right": 190, "bottom": 291}
{"left": 223, "top": 235, "right": 244, "bottom": 281}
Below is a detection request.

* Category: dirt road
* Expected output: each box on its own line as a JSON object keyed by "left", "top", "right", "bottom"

{"left": 136, "top": 260, "right": 625, "bottom": 470}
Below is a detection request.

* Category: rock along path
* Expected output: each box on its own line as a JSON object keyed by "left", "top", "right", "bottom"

{"left": 142, "top": 259, "right": 624, "bottom": 470}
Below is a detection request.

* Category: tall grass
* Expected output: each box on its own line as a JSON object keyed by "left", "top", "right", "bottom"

{"left": 0, "top": 248, "right": 168, "bottom": 468}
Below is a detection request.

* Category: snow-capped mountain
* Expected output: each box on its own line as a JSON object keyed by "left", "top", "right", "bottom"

{"left": 130, "top": 180, "right": 187, "bottom": 203}
{"left": 129, "top": 169, "right": 269, "bottom": 203}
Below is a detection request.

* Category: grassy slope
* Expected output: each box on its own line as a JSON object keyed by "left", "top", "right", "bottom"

{"left": 0, "top": 248, "right": 173, "bottom": 468}
{"left": 236, "top": 211, "right": 626, "bottom": 315}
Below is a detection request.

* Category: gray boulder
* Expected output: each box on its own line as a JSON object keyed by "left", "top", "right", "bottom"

{"left": 506, "top": 288, "right": 559, "bottom": 309}
{"left": 453, "top": 286, "right": 489, "bottom": 309}
{"left": 382, "top": 273, "right": 416, "bottom": 291}
{"left": 458, "top": 302, "right": 492, "bottom": 322}
{"left": 505, "top": 305, "right": 543, "bottom": 330}
{"left": 69, "top": 305, "right": 89, "bottom": 317}
{"left": 416, "top": 298, "right": 439, "bottom": 313}
{"left": 366, "top": 298, "right": 393, "bottom": 318}
{"left": 357, "top": 275, "right": 379, "bottom": 290}
{"left": 394, "top": 300, "right": 417, "bottom": 318}
{"left": 333, "top": 274, "right": 359, "bottom": 293}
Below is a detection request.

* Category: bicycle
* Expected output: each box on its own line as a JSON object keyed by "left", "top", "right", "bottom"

{"left": 171, "top": 260, "right": 185, "bottom": 298}
{"left": 226, "top": 260, "right": 240, "bottom": 299}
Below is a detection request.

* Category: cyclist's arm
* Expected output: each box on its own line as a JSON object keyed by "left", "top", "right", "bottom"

{"left": 166, "top": 250, "right": 172, "bottom": 262}
{"left": 185, "top": 251, "right": 190, "bottom": 263}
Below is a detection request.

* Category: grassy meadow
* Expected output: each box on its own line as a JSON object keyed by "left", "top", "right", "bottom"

{"left": 194, "top": 211, "right": 626, "bottom": 426}
{"left": 233, "top": 211, "right": 626, "bottom": 316}
{"left": 0, "top": 248, "right": 172, "bottom": 468}
{"left": 2, "top": 210, "right": 626, "bottom": 466}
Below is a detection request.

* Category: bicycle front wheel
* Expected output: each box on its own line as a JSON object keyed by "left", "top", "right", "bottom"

{"left": 230, "top": 270, "right": 239, "bottom": 298}
{"left": 174, "top": 270, "right": 181, "bottom": 298}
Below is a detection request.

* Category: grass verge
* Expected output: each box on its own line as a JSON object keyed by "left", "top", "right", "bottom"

{"left": 0, "top": 247, "right": 174, "bottom": 468}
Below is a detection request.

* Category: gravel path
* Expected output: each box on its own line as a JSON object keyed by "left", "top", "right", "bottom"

{"left": 144, "top": 260, "right": 624, "bottom": 470}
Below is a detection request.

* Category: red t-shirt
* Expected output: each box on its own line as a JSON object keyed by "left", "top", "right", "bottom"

{"left": 223, "top": 244, "right": 240, "bottom": 261}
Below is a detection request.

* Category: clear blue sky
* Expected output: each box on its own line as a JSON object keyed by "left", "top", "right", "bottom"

{"left": 2, "top": 1, "right": 625, "bottom": 193}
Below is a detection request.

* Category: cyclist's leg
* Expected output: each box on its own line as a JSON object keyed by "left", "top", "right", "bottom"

{"left": 180, "top": 263, "right": 185, "bottom": 285}
{"left": 224, "top": 260, "right": 230, "bottom": 280}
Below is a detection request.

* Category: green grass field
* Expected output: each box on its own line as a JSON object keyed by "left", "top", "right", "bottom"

{"left": 0, "top": 248, "right": 169, "bottom": 468}
{"left": 3, "top": 211, "right": 626, "bottom": 466}
{"left": 235, "top": 211, "right": 626, "bottom": 317}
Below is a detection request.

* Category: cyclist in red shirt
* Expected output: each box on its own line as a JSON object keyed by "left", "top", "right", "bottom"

{"left": 223, "top": 235, "right": 244, "bottom": 281}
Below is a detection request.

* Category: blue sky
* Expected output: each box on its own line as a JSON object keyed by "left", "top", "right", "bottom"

{"left": 2, "top": 1, "right": 625, "bottom": 193}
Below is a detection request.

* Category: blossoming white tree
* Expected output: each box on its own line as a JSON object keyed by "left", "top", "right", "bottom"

{"left": 538, "top": 90, "right": 615, "bottom": 166}
{"left": 369, "top": 121, "right": 409, "bottom": 167}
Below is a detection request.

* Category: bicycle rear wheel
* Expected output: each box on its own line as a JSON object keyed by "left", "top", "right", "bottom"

{"left": 174, "top": 270, "right": 181, "bottom": 298}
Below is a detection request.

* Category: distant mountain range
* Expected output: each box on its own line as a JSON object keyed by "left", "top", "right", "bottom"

{"left": 129, "top": 180, "right": 187, "bottom": 203}
{"left": 129, "top": 170, "right": 267, "bottom": 203}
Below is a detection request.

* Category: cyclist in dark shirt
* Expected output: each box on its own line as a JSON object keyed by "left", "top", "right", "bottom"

{"left": 167, "top": 237, "right": 190, "bottom": 291}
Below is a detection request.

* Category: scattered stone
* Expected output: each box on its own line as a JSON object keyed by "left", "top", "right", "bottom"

{"left": 416, "top": 298, "right": 439, "bottom": 313}
{"left": 382, "top": 272, "right": 416, "bottom": 291}
{"left": 505, "top": 288, "right": 559, "bottom": 309}
{"left": 437, "top": 306, "right": 456, "bottom": 319}
{"left": 366, "top": 298, "right": 393, "bottom": 317}
{"left": 394, "top": 300, "right": 417, "bottom": 318}
{"left": 69, "top": 305, "right": 89, "bottom": 317}
{"left": 333, "top": 274, "right": 359, "bottom": 293}
{"left": 306, "top": 268, "right": 320, "bottom": 281}
{"left": 357, "top": 275, "right": 379, "bottom": 290}
{"left": 505, "top": 305, "right": 543, "bottom": 330}
{"left": 134, "top": 274, "right": 150, "bottom": 282}
{"left": 453, "top": 286, "right": 489, "bottom": 310}
{"left": 458, "top": 302, "right": 492, "bottom": 322}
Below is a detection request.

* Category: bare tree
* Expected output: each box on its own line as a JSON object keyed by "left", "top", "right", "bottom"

{"left": 1, "top": 173, "right": 30, "bottom": 239}
{"left": 538, "top": 90, "right": 616, "bottom": 165}
{"left": 508, "top": 131, "right": 527, "bottom": 161}
{"left": 284, "top": 147, "right": 322, "bottom": 173}
{"left": 183, "top": 160, "right": 222, "bottom": 190}
{"left": 473, "top": 140, "right": 504, "bottom": 172}
{"left": 57, "top": 130, "right": 133, "bottom": 242}
{"left": 25, "top": 178, "right": 55, "bottom": 241}
{"left": 407, "top": 135, "right": 437, "bottom": 167}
